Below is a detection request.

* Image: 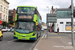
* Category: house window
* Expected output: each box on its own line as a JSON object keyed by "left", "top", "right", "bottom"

{"left": 57, "top": 11, "right": 71, "bottom": 18}
{"left": 0, "top": 6, "right": 1, "bottom": 11}
{"left": 6, "top": 16, "right": 7, "bottom": 22}
{"left": 1, "top": 5, "right": 2, "bottom": 11}
{"left": 6, "top": 9, "right": 8, "bottom": 14}
{"left": 4, "top": 7, "right": 5, "bottom": 12}
{"left": 4, "top": 15, "right": 5, "bottom": 21}
{"left": 60, "top": 22, "right": 63, "bottom": 24}
{"left": 66, "top": 22, "right": 71, "bottom": 25}
{"left": 6, "top": 9, "right": 7, "bottom": 13}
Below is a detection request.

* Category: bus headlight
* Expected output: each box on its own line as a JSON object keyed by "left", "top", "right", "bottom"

{"left": 32, "top": 33, "right": 35, "bottom": 36}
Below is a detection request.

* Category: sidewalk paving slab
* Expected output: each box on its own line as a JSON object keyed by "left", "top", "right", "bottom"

{"left": 34, "top": 33, "right": 75, "bottom": 50}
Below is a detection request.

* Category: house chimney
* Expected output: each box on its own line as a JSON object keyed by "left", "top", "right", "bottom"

{"left": 69, "top": 5, "right": 71, "bottom": 9}
{"left": 69, "top": 4, "right": 74, "bottom": 9}
{"left": 13, "top": 8, "right": 16, "bottom": 22}
{"left": 52, "top": 6, "right": 53, "bottom": 10}
{"left": 13, "top": 8, "right": 16, "bottom": 14}
{"left": 52, "top": 6, "right": 54, "bottom": 14}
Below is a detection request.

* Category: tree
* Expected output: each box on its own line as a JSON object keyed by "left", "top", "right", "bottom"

{"left": 9, "top": 20, "right": 14, "bottom": 25}
{"left": 2, "top": 21, "right": 8, "bottom": 26}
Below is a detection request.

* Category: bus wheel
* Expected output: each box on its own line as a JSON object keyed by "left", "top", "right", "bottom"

{"left": 38, "top": 32, "right": 41, "bottom": 37}
{"left": 0, "top": 36, "right": 3, "bottom": 41}
{"left": 36, "top": 34, "right": 38, "bottom": 40}
{"left": 39, "top": 33, "right": 41, "bottom": 37}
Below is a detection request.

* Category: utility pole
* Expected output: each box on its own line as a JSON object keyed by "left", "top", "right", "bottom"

{"left": 71, "top": 0, "right": 74, "bottom": 46}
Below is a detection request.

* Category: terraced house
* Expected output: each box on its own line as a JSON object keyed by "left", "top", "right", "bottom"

{"left": 0, "top": 0, "right": 9, "bottom": 22}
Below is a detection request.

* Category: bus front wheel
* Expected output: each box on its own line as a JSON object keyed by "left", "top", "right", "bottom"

{"left": 36, "top": 34, "right": 38, "bottom": 40}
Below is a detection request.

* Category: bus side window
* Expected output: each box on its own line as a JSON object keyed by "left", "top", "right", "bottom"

{"left": 35, "top": 9, "right": 37, "bottom": 14}
{"left": 33, "top": 26, "right": 35, "bottom": 30}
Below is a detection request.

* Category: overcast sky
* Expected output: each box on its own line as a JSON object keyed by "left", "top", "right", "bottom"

{"left": 7, "top": 0, "right": 75, "bottom": 23}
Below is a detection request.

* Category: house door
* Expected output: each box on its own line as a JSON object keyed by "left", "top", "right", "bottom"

{"left": 59, "top": 22, "right": 64, "bottom": 32}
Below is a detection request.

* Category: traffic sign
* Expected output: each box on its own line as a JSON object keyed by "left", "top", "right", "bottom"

{"left": 47, "top": 14, "right": 57, "bottom": 23}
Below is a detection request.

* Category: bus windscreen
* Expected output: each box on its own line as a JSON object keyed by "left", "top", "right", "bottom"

{"left": 17, "top": 7, "right": 35, "bottom": 14}
{"left": 15, "top": 22, "right": 36, "bottom": 33}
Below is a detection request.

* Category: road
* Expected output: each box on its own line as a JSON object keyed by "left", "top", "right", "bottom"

{"left": 0, "top": 31, "right": 44, "bottom": 50}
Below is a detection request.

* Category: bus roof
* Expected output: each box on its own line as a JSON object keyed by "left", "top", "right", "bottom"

{"left": 17, "top": 6, "right": 37, "bottom": 8}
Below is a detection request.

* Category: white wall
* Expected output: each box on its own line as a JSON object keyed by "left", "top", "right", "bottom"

{"left": 54, "top": 18, "right": 75, "bottom": 32}
{"left": 0, "top": 0, "right": 9, "bottom": 22}
{"left": 42, "top": 25, "right": 47, "bottom": 30}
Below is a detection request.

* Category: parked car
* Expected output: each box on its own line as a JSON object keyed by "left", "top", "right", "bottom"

{"left": 0, "top": 30, "right": 3, "bottom": 41}
{"left": 10, "top": 27, "right": 14, "bottom": 32}
{"left": 2, "top": 27, "right": 10, "bottom": 32}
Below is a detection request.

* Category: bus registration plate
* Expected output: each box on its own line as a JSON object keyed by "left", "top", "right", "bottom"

{"left": 21, "top": 38, "right": 26, "bottom": 40}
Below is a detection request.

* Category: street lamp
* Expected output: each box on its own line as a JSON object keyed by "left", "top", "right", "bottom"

{"left": 47, "top": 6, "right": 50, "bottom": 13}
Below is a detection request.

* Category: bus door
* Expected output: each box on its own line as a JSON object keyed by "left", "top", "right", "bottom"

{"left": 36, "top": 25, "right": 41, "bottom": 37}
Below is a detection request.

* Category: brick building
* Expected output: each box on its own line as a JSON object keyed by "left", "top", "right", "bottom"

{"left": 9, "top": 9, "right": 16, "bottom": 22}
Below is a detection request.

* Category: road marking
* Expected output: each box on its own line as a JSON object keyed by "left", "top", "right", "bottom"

{"left": 42, "top": 33, "right": 45, "bottom": 38}
{"left": 34, "top": 48, "right": 38, "bottom": 50}
{"left": 60, "top": 38, "right": 67, "bottom": 45}
{"left": 41, "top": 33, "right": 48, "bottom": 38}
{"left": 68, "top": 42, "right": 72, "bottom": 45}
{"left": 44, "top": 34, "right": 47, "bottom": 38}
{"left": 1, "top": 40, "right": 15, "bottom": 46}
{"left": 7, "top": 40, "right": 15, "bottom": 43}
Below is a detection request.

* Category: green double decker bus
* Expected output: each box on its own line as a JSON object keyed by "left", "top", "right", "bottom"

{"left": 14, "top": 6, "right": 42, "bottom": 40}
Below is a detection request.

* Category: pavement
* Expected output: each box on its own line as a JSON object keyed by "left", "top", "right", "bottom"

{"left": 33, "top": 32, "right": 75, "bottom": 50}
{"left": 0, "top": 31, "right": 44, "bottom": 50}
